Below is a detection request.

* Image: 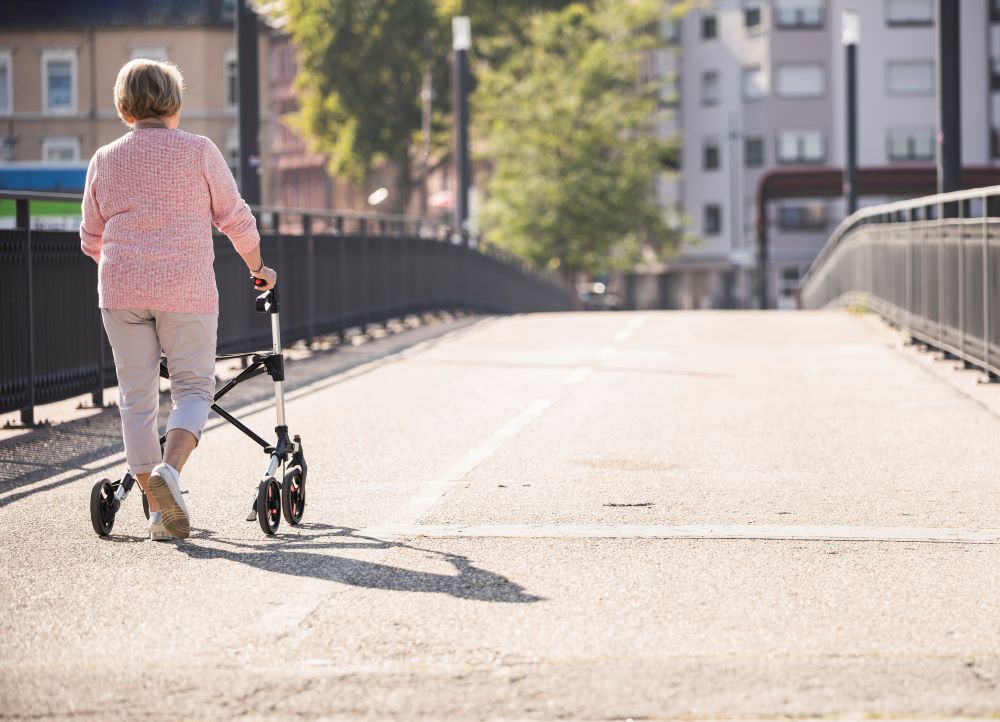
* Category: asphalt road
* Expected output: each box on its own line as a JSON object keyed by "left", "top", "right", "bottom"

{"left": 2, "top": 310, "right": 999, "bottom": 721}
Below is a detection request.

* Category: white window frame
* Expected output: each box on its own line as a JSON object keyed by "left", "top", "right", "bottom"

{"left": 130, "top": 45, "right": 168, "bottom": 61}
{"left": 42, "top": 48, "right": 77, "bottom": 115}
{"left": 702, "top": 70, "right": 720, "bottom": 106}
{"left": 775, "top": 63, "right": 826, "bottom": 99}
{"left": 885, "top": 0, "right": 933, "bottom": 27}
{"left": 743, "top": 65, "right": 766, "bottom": 101}
{"left": 887, "top": 59, "right": 934, "bottom": 96}
{"left": 0, "top": 50, "right": 12, "bottom": 116}
{"left": 225, "top": 48, "right": 238, "bottom": 109}
{"left": 774, "top": 0, "right": 825, "bottom": 29}
{"left": 777, "top": 129, "right": 825, "bottom": 163}
{"left": 887, "top": 127, "right": 935, "bottom": 161}
{"left": 42, "top": 136, "right": 81, "bottom": 163}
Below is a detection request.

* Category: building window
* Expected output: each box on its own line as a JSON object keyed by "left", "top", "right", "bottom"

{"left": 776, "top": 63, "right": 825, "bottom": 98}
{"left": 131, "top": 45, "right": 168, "bottom": 61}
{"left": 778, "top": 266, "right": 802, "bottom": 307}
{"left": 742, "top": 66, "right": 765, "bottom": 101}
{"left": 702, "top": 13, "right": 717, "bottom": 40}
{"left": 221, "top": 0, "right": 236, "bottom": 21}
{"left": 225, "top": 49, "right": 238, "bottom": 108}
{"left": 42, "top": 50, "right": 76, "bottom": 114}
{"left": 0, "top": 51, "right": 11, "bottom": 115}
{"left": 886, "top": 0, "right": 933, "bottom": 27}
{"left": 662, "top": 74, "right": 680, "bottom": 108}
{"left": 703, "top": 139, "right": 720, "bottom": 170}
{"left": 663, "top": 17, "right": 681, "bottom": 45}
{"left": 777, "top": 202, "right": 827, "bottom": 230}
{"left": 777, "top": 130, "right": 825, "bottom": 163}
{"left": 745, "top": 135, "right": 765, "bottom": 167}
{"left": 774, "top": 0, "right": 824, "bottom": 29}
{"left": 701, "top": 70, "right": 719, "bottom": 106}
{"left": 744, "top": 3, "right": 762, "bottom": 30}
{"left": 704, "top": 204, "right": 722, "bottom": 235}
{"left": 42, "top": 136, "right": 80, "bottom": 162}
{"left": 887, "top": 60, "right": 934, "bottom": 96}
{"left": 226, "top": 126, "right": 239, "bottom": 175}
{"left": 887, "top": 128, "right": 934, "bottom": 161}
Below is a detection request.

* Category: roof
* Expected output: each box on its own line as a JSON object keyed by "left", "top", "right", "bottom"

{"left": 0, "top": 0, "right": 236, "bottom": 29}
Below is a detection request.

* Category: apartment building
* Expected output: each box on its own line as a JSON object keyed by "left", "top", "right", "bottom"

{"left": 0, "top": 0, "right": 271, "bottom": 225}
{"left": 648, "top": 0, "right": 997, "bottom": 309}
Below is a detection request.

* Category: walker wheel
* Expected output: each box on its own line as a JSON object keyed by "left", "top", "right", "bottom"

{"left": 281, "top": 467, "right": 305, "bottom": 525}
{"left": 256, "top": 477, "right": 281, "bottom": 535}
{"left": 90, "top": 479, "right": 116, "bottom": 537}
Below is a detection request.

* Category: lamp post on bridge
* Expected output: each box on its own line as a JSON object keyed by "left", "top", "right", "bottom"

{"left": 452, "top": 16, "right": 471, "bottom": 245}
{"left": 842, "top": 10, "right": 859, "bottom": 217}
{"left": 936, "top": 0, "right": 961, "bottom": 196}
{"left": 236, "top": 0, "right": 261, "bottom": 206}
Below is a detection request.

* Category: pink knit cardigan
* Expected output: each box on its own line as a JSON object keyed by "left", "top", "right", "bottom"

{"left": 80, "top": 127, "right": 260, "bottom": 314}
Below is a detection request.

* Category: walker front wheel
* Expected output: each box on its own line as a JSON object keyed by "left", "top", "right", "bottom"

{"left": 281, "top": 467, "right": 305, "bottom": 525}
{"left": 256, "top": 477, "right": 281, "bottom": 535}
{"left": 90, "top": 479, "right": 117, "bottom": 537}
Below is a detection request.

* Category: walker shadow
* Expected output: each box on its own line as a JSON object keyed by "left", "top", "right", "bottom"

{"left": 175, "top": 522, "right": 544, "bottom": 604}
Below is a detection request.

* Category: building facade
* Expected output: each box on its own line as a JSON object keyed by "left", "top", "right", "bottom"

{"left": 647, "top": 0, "right": 997, "bottom": 309}
{"left": 0, "top": 0, "right": 271, "bottom": 225}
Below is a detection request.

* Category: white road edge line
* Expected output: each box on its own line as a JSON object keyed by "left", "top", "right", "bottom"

{"left": 393, "top": 399, "right": 554, "bottom": 525}
{"left": 358, "top": 524, "right": 1000, "bottom": 545}
{"left": 613, "top": 329, "right": 632, "bottom": 343}
{"left": 563, "top": 366, "right": 594, "bottom": 385}
{"left": 627, "top": 317, "right": 645, "bottom": 330}
{"left": 597, "top": 345, "right": 616, "bottom": 360}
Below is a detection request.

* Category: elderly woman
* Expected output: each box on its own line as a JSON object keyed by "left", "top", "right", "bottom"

{"left": 80, "top": 59, "right": 276, "bottom": 541}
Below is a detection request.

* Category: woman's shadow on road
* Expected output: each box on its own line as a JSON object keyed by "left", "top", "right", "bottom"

{"left": 174, "top": 522, "right": 544, "bottom": 604}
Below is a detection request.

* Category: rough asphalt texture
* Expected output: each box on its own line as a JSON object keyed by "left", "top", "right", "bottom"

{"left": 1, "top": 310, "right": 998, "bottom": 720}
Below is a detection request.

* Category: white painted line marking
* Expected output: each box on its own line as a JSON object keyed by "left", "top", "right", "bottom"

{"left": 598, "top": 346, "right": 616, "bottom": 360}
{"left": 394, "top": 399, "right": 554, "bottom": 524}
{"left": 627, "top": 317, "right": 645, "bottom": 330}
{"left": 563, "top": 366, "right": 594, "bottom": 385}
{"left": 614, "top": 329, "right": 632, "bottom": 343}
{"left": 360, "top": 524, "right": 1000, "bottom": 545}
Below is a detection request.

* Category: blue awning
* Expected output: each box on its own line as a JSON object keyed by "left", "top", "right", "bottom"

{"left": 0, "top": 165, "right": 88, "bottom": 193}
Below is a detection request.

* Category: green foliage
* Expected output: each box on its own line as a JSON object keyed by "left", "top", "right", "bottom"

{"left": 283, "top": 0, "right": 579, "bottom": 212}
{"left": 283, "top": 0, "right": 447, "bottom": 209}
{"left": 474, "top": 0, "right": 677, "bottom": 274}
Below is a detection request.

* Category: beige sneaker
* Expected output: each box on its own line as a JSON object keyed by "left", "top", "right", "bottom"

{"left": 146, "top": 464, "right": 190, "bottom": 539}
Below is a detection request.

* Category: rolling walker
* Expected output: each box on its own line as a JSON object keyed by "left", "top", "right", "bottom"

{"left": 90, "top": 282, "right": 308, "bottom": 537}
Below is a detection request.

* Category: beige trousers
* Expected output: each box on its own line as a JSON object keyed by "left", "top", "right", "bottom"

{"left": 101, "top": 308, "right": 218, "bottom": 475}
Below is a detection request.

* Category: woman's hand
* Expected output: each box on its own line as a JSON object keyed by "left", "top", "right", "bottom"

{"left": 251, "top": 265, "right": 277, "bottom": 290}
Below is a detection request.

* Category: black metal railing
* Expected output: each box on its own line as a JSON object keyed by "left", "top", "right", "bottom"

{"left": 1, "top": 191, "right": 575, "bottom": 426}
{"left": 801, "top": 185, "right": 1000, "bottom": 380}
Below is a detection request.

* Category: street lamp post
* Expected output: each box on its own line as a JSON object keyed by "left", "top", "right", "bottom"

{"left": 937, "top": 0, "right": 961, "bottom": 195}
{"left": 236, "top": 0, "right": 261, "bottom": 206}
{"left": 842, "top": 11, "right": 859, "bottom": 216}
{"left": 452, "top": 16, "right": 471, "bottom": 244}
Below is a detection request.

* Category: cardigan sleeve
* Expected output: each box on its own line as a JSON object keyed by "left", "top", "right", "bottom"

{"left": 201, "top": 138, "right": 260, "bottom": 255}
{"left": 80, "top": 154, "right": 105, "bottom": 262}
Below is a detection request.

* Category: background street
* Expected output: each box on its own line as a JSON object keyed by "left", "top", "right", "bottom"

{"left": 2, "top": 310, "right": 999, "bottom": 720}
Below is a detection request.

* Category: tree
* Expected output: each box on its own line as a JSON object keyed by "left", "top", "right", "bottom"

{"left": 473, "top": 0, "right": 678, "bottom": 276}
{"left": 283, "top": 0, "right": 446, "bottom": 212}
{"left": 283, "top": 0, "right": 579, "bottom": 214}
